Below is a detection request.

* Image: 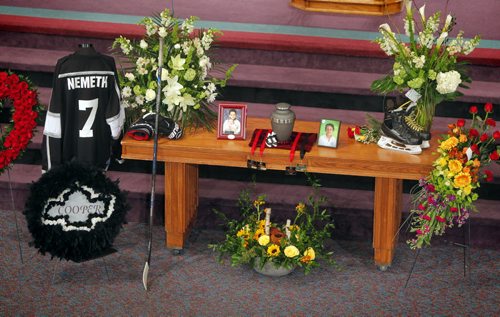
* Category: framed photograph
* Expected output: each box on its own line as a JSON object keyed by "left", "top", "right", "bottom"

{"left": 217, "top": 103, "right": 247, "bottom": 140}
{"left": 317, "top": 119, "right": 341, "bottom": 148}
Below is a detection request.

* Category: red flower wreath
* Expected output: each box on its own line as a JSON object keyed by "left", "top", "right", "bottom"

{"left": 0, "top": 71, "right": 41, "bottom": 175}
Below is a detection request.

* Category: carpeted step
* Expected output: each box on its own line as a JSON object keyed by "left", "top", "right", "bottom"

{"left": 3, "top": 45, "right": 499, "bottom": 107}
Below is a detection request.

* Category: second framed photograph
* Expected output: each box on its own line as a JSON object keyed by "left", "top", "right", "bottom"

{"left": 317, "top": 119, "right": 341, "bottom": 148}
{"left": 217, "top": 103, "right": 247, "bottom": 140}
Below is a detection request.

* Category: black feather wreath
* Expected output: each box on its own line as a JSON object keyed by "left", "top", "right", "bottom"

{"left": 23, "top": 161, "right": 129, "bottom": 262}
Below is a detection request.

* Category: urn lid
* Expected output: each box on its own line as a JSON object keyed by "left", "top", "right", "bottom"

{"left": 275, "top": 102, "right": 291, "bottom": 111}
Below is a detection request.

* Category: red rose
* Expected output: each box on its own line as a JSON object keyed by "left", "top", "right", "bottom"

{"left": 484, "top": 102, "right": 494, "bottom": 113}
{"left": 485, "top": 118, "right": 496, "bottom": 127}
{"left": 469, "top": 129, "right": 479, "bottom": 138}
{"left": 457, "top": 119, "right": 466, "bottom": 127}
{"left": 480, "top": 133, "right": 489, "bottom": 142}
{"left": 469, "top": 105, "right": 478, "bottom": 114}
{"left": 494, "top": 131, "right": 500, "bottom": 139}
{"left": 347, "top": 127, "right": 355, "bottom": 138}
{"left": 355, "top": 126, "right": 360, "bottom": 135}
{"left": 450, "top": 207, "right": 458, "bottom": 213}
{"left": 436, "top": 216, "right": 446, "bottom": 223}
{"left": 490, "top": 151, "right": 499, "bottom": 161}
{"left": 484, "top": 170, "right": 494, "bottom": 182}
{"left": 470, "top": 144, "right": 480, "bottom": 155}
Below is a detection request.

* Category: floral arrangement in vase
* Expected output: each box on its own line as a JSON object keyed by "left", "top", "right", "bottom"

{"left": 113, "top": 8, "right": 236, "bottom": 130}
{"left": 371, "top": 0, "right": 481, "bottom": 134}
{"left": 210, "top": 177, "right": 335, "bottom": 275}
{"left": 407, "top": 103, "right": 499, "bottom": 249}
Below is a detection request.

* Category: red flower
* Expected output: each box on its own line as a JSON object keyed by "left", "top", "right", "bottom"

{"left": 469, "top": 129, "right": 479, "bottom": 138}
{"left": 347, "top": 127, "right": 355, "bottom": 139}
{"left": 450, "top": 207, "right": 458, "bottom": 213}
{"left": 456, "top": 119, "right": 465, "bottom": 127}
{"left": 469, "top": 144, "right": 480, "bottom": 155}
{"left": 480, "top": 133, "right": 489, "bottom": 142}
{"left": 418, "top": 203, "right": 425, "bottom": 211}
{"left": 436, "top": 216, "right": 446, "bottom": 223}
{"left": 484, "top": 170, "right": 494, "bottom": 182}
{"left": 494, "top": 131, "right": 500, "bottom": 139}
{"left": 485, "top": 118, "right": 496, "bottom": 127}
{"left": 422, "top": 214, "right": 431, "bottom": 221}
{"left": 469, "top": 105, "right": 478, "bottom": 114}
{"left": 484, "top": 102, "right": 494, "bottom": 113}
{"left": 490, "top": 151, "right": 499, "bottom": 161}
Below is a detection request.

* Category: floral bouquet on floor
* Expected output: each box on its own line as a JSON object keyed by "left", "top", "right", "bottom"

{"left": 407, "top": 103, "right": 499, "bottom": 249}
{"left": 210, "top": 177, "right": 335, "bottom": 275}
{"left": 113, "top": 8, "right": 236, "bottom": 130}
{"left": 371, "top": 0, "right": 481, "bottom": 134}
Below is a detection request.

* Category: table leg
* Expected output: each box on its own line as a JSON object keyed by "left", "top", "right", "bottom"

{"left": 164, "top": 162, "right": 199, "bottom": 250}
{"left": 373, "top": 177, "right": 403, "bottom": 270}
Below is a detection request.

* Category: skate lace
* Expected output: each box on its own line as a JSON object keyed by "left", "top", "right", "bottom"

{"left": 404, "top": 113, "right": 426, "bottom": 132}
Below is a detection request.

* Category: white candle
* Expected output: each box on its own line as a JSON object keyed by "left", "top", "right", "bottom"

{"left": 285, "top": 219, "right": 291, "bottom": 239}
{"left": 264, "top": 208, "right": 271, "bottom": 235}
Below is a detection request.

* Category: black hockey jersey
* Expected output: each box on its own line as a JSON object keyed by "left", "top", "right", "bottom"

{"left": 42, "top": 46, "right": 125, "bottom": 172}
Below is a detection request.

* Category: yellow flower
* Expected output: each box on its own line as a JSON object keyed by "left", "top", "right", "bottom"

{"left": 437, "top": 157, "right": 448, "bottom": 167}
{"left": 463, "top": 185, "right": 472, "bottom": 195}
{"left": 267, "top": 244, "right": 280, "bottom": 257}
{"left": 440, "top": 136, "right": 459, "bottom": 151}
{"left": 459, "top": 134, "right": 467, "bottom": 143}
{"left": 454, "top": 172, "right": 472, "bottom": 188}
{"left": 236, "top": 228, "right": 247, "bottom": 237}
{"left": 303, "top": 247, "right": 316, "bottom": 261}
{"left": 257, "top": 220, "right": 266, "bottom": 230}
{"left": 284, "top": 245, "right": 300, "bottom": 258}
{"left": 258, "top": 234, "right": 270, "bottom": 246}
{"left": 253, "top": 228, "right": 265, "bottom": 240}
{"left": 448, "top": 159, "right": 463, "bottom": 174}
{"left": 289, "top": 225, "right": 300, "bottom": 232}
{"left": 253, "top": 199, "right": 265, "bottom": 208}
{"left": 295, "top": 202, "right": 306, "bottom": 214}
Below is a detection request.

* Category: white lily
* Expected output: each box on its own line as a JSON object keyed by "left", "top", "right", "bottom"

{"left": 178, "top": 93, "right": 195, "bottom": 112}
{"left": 162, "top": 75, "right": 183, "bottom": 97}
{"left": 171, "top": 54, "right": 186, "bottom": 71}
{"left": 419, "top": 5, "right": 426, "bottom": 22}
{"left": 436, "top": 32, "right": 448, "bottom": 49}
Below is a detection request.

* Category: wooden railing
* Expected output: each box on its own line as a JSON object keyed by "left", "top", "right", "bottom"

{"left": 290, "top": 0, "right": 402, "bottom": 15}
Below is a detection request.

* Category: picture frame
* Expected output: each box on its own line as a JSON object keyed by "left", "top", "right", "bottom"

{"left": 217, "top": 103, "right": 247, "bottom": 140}
{"left": 317, "top": 119, "right": 341, "bottom": 148}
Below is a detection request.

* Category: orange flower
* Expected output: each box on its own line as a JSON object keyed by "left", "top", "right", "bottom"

{"left": 472, "top": 159, "right": 481, "bottom": 168}
{"left": 440, "top": 136, "right": 459, "bottom": 151}
{"left": 448, "top": 160, "right": 462, "bottom": 174}
{"left": 454, "top": 172, "right": 472, "bottom": 188}
{"left": 459, "top": 134, "right": 467, "bottom": 143}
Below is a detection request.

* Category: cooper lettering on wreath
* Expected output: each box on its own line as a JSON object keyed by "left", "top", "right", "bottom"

{"left": 42, "top": 183, "right": 115, "bottom": 231}
{"left": 24, "top": 161, "right": 128, "bottom": 262}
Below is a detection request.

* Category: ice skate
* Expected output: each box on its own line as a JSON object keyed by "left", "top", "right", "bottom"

{"left": 378, "top": 99, "right": 423, "bottom": 155}
{"left": 403, "top": 108, "right": 432, "bottom": 149}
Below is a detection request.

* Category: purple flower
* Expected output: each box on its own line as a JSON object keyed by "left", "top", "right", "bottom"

{"left": 447, "top": 194, "right": 456, "bottom": 202}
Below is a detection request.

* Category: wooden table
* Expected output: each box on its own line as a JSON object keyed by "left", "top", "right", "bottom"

{"left": 121, "top": 117, "right": 437, "bottom": 269}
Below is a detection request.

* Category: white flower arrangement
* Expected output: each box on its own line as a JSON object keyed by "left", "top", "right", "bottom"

{"left": 371, "top": 0, "right": 481, "bottom": 130}
{"left": 113, "top": 9, "right": 236, "bottom": 129}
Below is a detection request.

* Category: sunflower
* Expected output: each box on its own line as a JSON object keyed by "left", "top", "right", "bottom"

{"left": 253, "top": 228, "right": 265, "bottom": 241}
{"left": 267, "top": 244, "right": 280, "bottom": 257}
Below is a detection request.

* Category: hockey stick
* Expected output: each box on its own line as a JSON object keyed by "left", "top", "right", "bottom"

{"left": 142, "top": 37, "right": 164, "bottom": 291}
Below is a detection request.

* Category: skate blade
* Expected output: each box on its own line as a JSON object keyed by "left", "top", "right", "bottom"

{"left": 377, "top": 136, "right": 422, "bottom": 155}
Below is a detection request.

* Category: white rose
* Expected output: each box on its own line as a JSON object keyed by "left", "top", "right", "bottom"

{"left": 124, "top": 73, "right": 135, "bottom": 81}
{"left": 140, "top": 40, "right": 148, "bottom": 49}
{"left": 158, "top": 27, "right": 168, "bottom": 38}
{"left": 145, "top": 89, "right": 156, "bottom": 102}
{"left": 436, "top": 71, "right": 461, "bottom": 94}
{"left": 284, "top": 245, "right": 300, "bottom": 258}
{"left": 121, "top": 86, "right": 132, "bottom": 98}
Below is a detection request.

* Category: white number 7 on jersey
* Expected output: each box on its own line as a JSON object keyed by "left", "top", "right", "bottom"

{"left": 79, "top": 98, "right": 98, "bottom": 138}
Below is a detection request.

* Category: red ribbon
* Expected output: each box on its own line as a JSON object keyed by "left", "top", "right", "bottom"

{"left": 289, "top": 132, "right": 302, "bottom": 163}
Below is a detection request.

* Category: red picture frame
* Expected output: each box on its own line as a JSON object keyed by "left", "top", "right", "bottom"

{"left": 217, "top": 103, "right": 247, "bottom": 140}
